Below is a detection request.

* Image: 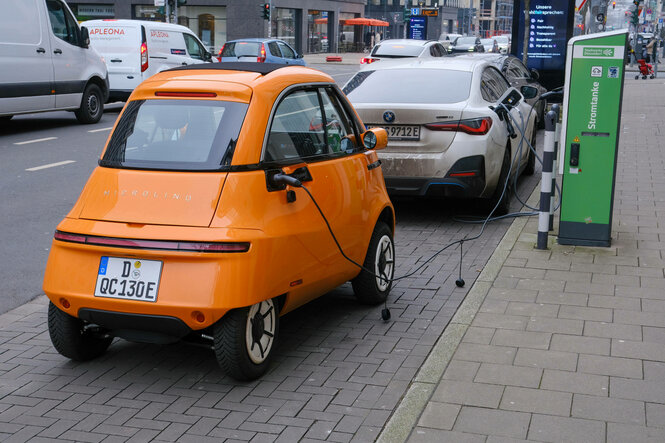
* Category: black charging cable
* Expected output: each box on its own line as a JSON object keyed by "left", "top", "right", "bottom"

{"left": 271, "top": 92, "right": 542, "bottom": 321}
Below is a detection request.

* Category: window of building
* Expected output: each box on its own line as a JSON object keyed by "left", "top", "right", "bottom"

{"left": 272, "top": 8, "right": 300, "bottom": 53}
{"left": 176, "top": 6, "right": 226, "bottom": 54}
{"left": 308, "top": 10, "right": 331, "bottom": 54}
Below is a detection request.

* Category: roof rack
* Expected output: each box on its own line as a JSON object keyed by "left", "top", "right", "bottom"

{"left": 166, "top": 62, "right": 293, "bottom": 75}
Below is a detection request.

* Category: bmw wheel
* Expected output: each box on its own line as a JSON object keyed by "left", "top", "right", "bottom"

{"left": 75, "top": 84, "right": 104, "bottom": 124}
{"left": 522, "top": 127, "right": 537, "bottom": 176}
{"left": 488, "top": 146, "right": 512, "bottom": 215}
{"left": 352, "top": 221, "right": 394, "bottom": 305}
{"left": 213, "top": 298, "right": 279, "bottom": 380}
{"left": 48, "top": 302, "right": 112, "bottom": 361}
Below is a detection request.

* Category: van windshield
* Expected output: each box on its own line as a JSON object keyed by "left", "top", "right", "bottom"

{"left": 101, "top": 99, "right": 248, "bottom": 171}
{"left": 222, "top": 41, "right": 261, "bottom": 57}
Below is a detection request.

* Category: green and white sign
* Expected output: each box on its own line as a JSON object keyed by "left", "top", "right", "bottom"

{"left": 558, "top": 30, "right": 627, "bottom": 247}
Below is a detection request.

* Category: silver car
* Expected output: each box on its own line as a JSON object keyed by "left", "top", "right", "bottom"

{"left": 343, "top": 58, "right": 538, "bottom": 213}
{"left": 361, "top": 39, "right": 448, "bottom": 65}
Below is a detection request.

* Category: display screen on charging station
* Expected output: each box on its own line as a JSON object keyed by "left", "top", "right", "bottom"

{"left": 511, "top": 0, "right": 575, "bottom": 89}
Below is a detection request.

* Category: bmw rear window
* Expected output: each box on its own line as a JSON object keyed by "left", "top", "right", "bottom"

{"left": 371, "top": 43, "right": 423, "bottom": 57}
{"left": 221, "top": 41, "right": 260, "bottom": 57}
{"left": 101, "top": 99, "right": 248, "bottom": 171}
{"left": 343, "top": 69, "right": 472, "bottom": 104}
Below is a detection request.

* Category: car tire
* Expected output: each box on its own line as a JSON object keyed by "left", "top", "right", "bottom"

{"left": 488, "top": 146, "right": 512, "bottom": 215}
{"left": 74, "top": 84, "right": 104, "bottom": 124}
{"left": 523, "top": 128, "right": 537, "bottom": 176}
{"left": 213, "top": 298, "right": 279, "bottom": 381}
{"left": 47, "top": 302, "right": 112, "bottom": 361}
{"left": 351, "top": 221, "right": 394, "bottom": 305}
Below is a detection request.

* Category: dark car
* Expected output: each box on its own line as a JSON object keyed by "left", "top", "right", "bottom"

{"left": 451, "top": 36, "right": 484, "bottom": 53}
{"left": 466, "top": 53, "right": 548, "bottom": 128}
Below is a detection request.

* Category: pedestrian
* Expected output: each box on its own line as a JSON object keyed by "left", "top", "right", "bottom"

{"left": 646, "top": 37, "right": 656, "bottom": 63}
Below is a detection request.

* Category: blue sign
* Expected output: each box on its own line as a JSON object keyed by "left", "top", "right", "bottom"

{"left": 411, "top": 8, "right": 420, "bottom": 16}
{"left": 515, "top": 0, "right": 570, "bottom": 71}
{"left": 409, "top": 16, "right": 427, "bottom": 40}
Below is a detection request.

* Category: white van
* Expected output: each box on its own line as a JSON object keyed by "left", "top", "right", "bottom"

{"left": 0, "top": 0, "right": 110, "bottom": 124}
{"left": 82, "top": 20, "right": 213, "bottom": 102}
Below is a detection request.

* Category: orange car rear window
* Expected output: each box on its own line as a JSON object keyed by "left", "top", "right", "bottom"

{"left": 102, "top": 99, "right": 248, "bottom": 171}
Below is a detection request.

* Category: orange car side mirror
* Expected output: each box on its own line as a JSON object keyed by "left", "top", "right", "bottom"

{"left": 363, "top": 127, "right": 387, "bottom": 151}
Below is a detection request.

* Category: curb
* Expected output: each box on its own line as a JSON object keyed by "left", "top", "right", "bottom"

{"left": 377, "top": 186, "right": 541, "bottom": 443}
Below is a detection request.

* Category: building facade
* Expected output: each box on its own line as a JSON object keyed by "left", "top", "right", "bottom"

{"left": 68, "top": 0, "right": 365, "bottom": 55}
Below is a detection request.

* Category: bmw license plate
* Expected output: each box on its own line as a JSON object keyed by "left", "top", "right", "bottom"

{"left": 94, "top": 257, "right": 162, "bottom": 302}
{"left": 369, "top": 125, "right": 420, "bottom": 141}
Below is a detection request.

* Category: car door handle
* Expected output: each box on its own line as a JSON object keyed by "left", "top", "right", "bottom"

{"left": 181, "top": 62, "right": 188, "bottom": 65}
{"left": 110, "top": 59, "right": 122, "bottom": 63}
{"left": 36, "top": 47, "right": 46, "bottom": 54}
{"left": 53, "top": 49, "right": 62, "bottom": 54}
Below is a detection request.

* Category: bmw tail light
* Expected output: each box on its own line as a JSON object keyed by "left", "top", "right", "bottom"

{"left": 360, "top": 57, "right": 377, "bottom": 64}
{"left": 425, "top": 117, "right": 492, "bottom": 135}
{"left": 140, "top": 41, "right": 148, "bottom": 72}
{"left": 258, "top": 43, "right": 266, "bottom": 63}
{"left": 54, "top": 231, "right": 250, "bottom": 253}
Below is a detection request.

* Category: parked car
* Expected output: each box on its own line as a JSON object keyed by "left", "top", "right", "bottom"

{"left": 82, "top": 19, "right": 213, "bottom": 102}
{"left": 468, "top": 53, "right": 548, "bottom": 128}
{"left": 438, "top": 32, "right": 463, "bottom": 51}
{"left": 343, "top": 58, "right": 539, "bottom": 213}
{"left": 480, "top": 38, "right": 500, "bottom": 53}
{"left": 361, "top": 39, "right": 448, "bottom": 64}
{"left": 492, "top": 35, "right": 511, "bottom": 54}
{"left": 217, "top": 38, "right": 306, "bottom": 66}
{"left": 43, "top": 62, "right": 394, "bottom": 381}
{"left": 0, "top": 0, "right": 109, "bottom": 124}
{"left": 451, "top": 36, "right": 485, "bottom": 53}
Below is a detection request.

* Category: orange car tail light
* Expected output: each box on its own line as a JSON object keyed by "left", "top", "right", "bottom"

{"left": 154, "top": 91, "right": 217, "bottom": 98}
{"left": 54, "top": 231, "right": 250, "bottom": 253}
{"left": 258, "top": 43, "right": 267, "bottom": 63}
{"left": 425, "top": 117, "right": 492, "bottom": 135}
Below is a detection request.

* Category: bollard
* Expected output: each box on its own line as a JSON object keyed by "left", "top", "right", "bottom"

{"left": 537, "top": 110, "right": 557, "bottom": 250}
{"left": 549, "top": 104, "right": 561, "bottom": 231}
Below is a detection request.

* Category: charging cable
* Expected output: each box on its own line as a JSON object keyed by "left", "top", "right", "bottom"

{"left": 271, "top": 90, "right": 553, "bottom": 321}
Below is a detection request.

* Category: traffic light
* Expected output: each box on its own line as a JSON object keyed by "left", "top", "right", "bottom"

{"left": 262, "top": 3, "right": 270, "bottom": 20}
{"left": 612, "top": 1, "right": 616, "bottom": 8}
{"left": 404, "top": 8, "right": 411, "bottom": 22}
{"left": 631, "top": 1, "right": 642, "bottom": 26}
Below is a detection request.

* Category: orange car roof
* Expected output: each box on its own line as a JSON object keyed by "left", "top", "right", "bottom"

{"left": 133, "top": 63, "right": 335, "bottom": 103}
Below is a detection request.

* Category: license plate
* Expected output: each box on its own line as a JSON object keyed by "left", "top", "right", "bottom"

{"left": 94, "top": 257, "right": 162, "bottom": 302}
{"left": 369, "top": 125, "right": 421, "bottom": 141}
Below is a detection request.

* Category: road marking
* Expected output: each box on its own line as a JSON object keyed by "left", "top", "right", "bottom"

{"left": 14, "top": 137, "right": 57, "bottom": 145}
{"left": 26, "top": 160, "right": 76, "bottom": 172}
{"left": 88, "top": 127, "right": 113, "bottom": 133}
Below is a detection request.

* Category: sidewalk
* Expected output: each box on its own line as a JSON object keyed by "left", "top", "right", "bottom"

{"left": 379, "top": 75, "right": 665, "bottom": 441}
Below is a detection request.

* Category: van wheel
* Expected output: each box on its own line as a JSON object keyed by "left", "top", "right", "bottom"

{"left": 47, "top": 302, "right": 112, "bottom": 361}
{"left": 488, "top": 146, "right": 512, "bottom": 215}
{"left": 213, "top": 298, "right": 279, "bottom": 381}
{"left": 523, "top": 128, "right": 537, "bottom": 176}
{"left": 75, "top": 84, "right": 104, "bottom": 124}
{"left": 352, "top": 221, "right": 394, "bottom": 305}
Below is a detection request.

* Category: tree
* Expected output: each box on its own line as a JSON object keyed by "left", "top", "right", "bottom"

{"left": 522, "top": 0, "right": 530, "bottom": 65}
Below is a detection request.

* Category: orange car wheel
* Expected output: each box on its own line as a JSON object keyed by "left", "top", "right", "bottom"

{"left": 47, "top": 302, "right": 112, "bottom": 361}
{"left": 213, "top": 298, "right": 279, "bottom": 381}
{"left": 352, "top": 221, "right": 394, "bottom": 305}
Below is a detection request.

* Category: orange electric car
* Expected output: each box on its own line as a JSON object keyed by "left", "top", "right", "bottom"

{"left": 43, "top": 63, "right": 395, "bottom": 380}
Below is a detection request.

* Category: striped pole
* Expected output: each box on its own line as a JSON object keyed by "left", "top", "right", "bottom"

{"left": 549, "top": 104, "right": 561, "bottom": 231}
{"left": 537, "top": 110, "right": 558, "bottom": 250}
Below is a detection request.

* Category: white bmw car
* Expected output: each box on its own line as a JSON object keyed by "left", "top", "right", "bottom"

{"left": 343, "top": 57, "right": 538, "bottom": 213}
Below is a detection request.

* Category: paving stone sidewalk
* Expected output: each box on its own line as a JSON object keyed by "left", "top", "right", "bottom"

{"left": 379, "top": 74, "right": 665, "bottom": 442}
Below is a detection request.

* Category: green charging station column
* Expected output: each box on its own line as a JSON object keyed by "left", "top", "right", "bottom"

{"left": 558, "top": 30, "right": 628, "bottom": 247}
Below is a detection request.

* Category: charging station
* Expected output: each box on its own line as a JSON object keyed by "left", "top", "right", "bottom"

{"left": 558, "top": 30, "right": 628, "bottom": 247}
